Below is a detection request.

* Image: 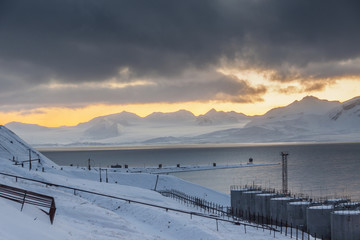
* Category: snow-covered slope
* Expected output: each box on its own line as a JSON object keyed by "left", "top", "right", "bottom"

{"left": 0, "top": 126, "right": 294, "bottom": 240}
{"left": 0, "top": 126, "right": 57, "bottom": 169}
{"left": 328, "top": 96, "right": 360, "bottom": 127}
{"left": 144, "top": 110, "right": 196, "bottom": 124}
{"left": 266, "top": 96, "right": 340, "bottom": 116}
{"left": 196, "top": 109, "right": 249, "bottom": 126}
{"left": 79, "top": 111, "right": 143, "bottom": 128}
{"left": 83, "top": 119, "right": 123, "bottom": 139}
{"left": 246, "top": 96, "right": 341, "bottom": 127}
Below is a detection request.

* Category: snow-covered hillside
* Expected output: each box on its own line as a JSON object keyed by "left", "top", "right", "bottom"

{"left": 328, "top": 96, "right": 360, "bottom": 128}
{"left": 0, "top": 126, "right": 294, "bottom": 240}
{"left": 5, "top": 96, "right": 360, "bottom": 146}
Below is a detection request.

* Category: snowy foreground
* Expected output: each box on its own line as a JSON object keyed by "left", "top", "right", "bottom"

{"left": 0, "top": 126, "right": 290, "bottom": 240}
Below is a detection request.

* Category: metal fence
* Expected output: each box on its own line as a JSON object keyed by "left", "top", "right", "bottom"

{"left": 0, "top": 183, "right": 56, "bottom": 224}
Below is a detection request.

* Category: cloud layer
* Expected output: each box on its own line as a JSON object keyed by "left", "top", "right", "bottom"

{"left": 1, "top": 0, "right": 360, "bottom": 109}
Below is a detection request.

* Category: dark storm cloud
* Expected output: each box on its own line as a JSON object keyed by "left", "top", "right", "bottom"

{"left": 0, "top": 0, "right": 230, "bottom": 82}
{"left": 0, "top": 0, "right": 360, "bottom": 108}
{"left": 0, "top": 72, "right": 266, "bottom": 111}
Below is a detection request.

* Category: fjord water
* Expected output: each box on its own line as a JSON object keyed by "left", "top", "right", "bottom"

{"left": 40, "top": 143, "right": 360, "bottom": 200}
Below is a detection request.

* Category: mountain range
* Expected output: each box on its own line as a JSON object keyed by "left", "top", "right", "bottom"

{"left": 5, "top": 96, "right": 360, "bottom": 147}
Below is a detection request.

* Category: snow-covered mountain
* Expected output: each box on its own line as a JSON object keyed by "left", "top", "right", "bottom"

{"left": 246, "top": 96, "right": 341, "bottom": 127}
{"left": 79, "top": 111, "right": 142, "bottom": 128}
{"left": 6, "top": 109, "right": 248, "bottom": 146}
{"left": 328, "top": 96, "right": 360, "bottom": 127}
{"left": 196, "top": 109, "right": 249, "bottom": 125}
{"left": 5, "top": 96, "right": 360, "bottom": 146}
{"left": 266, "top": 96, "right": 340, "bottom": 116}
{"left": 188, "top": 96, "right": 360, "bottom": 144}
{"left": 144, "top": 110, "right": 196, "bottom": 124}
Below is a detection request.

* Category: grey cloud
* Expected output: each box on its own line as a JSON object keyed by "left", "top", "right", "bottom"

{"left": 0, "top": 0, "right": 360, "bottom": 109}
{"left": 0, "top": 72, "right": 266, "bottom": 108}
{"left": 18, "top": 110, "right": 46, "bottom": 116}
{"left": 1, "top": 1, "right": 359, "bottom": 81}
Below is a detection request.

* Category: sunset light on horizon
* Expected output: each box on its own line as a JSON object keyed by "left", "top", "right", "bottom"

{"left": 1, "top": 1, "right": 360, "bottom": 127}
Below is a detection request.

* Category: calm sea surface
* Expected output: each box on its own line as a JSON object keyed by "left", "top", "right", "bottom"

{"left": 40, "top": 143, "right": 360, "bottom": 200}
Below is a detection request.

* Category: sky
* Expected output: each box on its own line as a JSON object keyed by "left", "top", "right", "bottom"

{"left": 1, "top": 0, "right": 360, "bottom": 127}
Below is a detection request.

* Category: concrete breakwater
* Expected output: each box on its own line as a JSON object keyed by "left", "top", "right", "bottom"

{"left": 231, "top": 186, "right": 360, "bottom": 240}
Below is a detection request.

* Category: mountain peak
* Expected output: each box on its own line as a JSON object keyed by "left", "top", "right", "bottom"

{"left": 145, "top": 110, "right": 195, "bottom": 122}
{"left": 197, "top": 109, "right": 248, "bottom": 125}
{"left": 300, "top": 95, "right": 320, "bottom": 102}
{"left": 263, "top": 95, "right": 341, "bottom": 119}
{"left": 207, "top": 108, "right": 218, "bottom": 113}
{"left": 293, "top": 95, "right": 331, "bottom": 106}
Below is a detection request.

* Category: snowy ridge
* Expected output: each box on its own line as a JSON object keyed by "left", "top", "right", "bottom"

{"left": 329, "top": 96, "right": 360, "bottom": 123}
{"left": 0, "top": 126, "right": 56, "bottom": 168}
{"left": 145, "top": 110, "right": 196, "bottom": 123}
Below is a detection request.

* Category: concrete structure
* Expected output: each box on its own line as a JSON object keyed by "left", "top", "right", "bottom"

{"left": 269, "top": 197, "right": 298, "bottom": 223}
{"left": 254, "top": 193, "right": 280, "bottom": 219}
{"left": 337, "top": 202, "right": 360, "bottom": 210}
{"left": 230, "top": 188, "right": 248, "bottom": 217}
{"left": 331, "top": 210, "right": 360, "bottom": 240}
{"left": 286, "top": 201, "right": 311, "bottom": 228}
{"left": 241, "top": 190, "right": 263, "bottom": 219}
{"left": 307, "top": 205, "right": 334, "bottom": 240}
{"left": 325, "top": 198, "right": 349, "bottom": 205}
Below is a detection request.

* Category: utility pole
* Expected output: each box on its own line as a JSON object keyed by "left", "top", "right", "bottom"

{"left": 29, "top": 149, "right": 32, "bottom": 171}
{"left": 88, "top": 158, "right": 91, "bottom": 171}
{"left": 281, "top": 152, "right": 289, "bottom": 195}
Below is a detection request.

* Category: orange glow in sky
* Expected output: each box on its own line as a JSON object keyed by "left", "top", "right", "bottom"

{"left": 0, "top": 69, "right": 359, "bottom": 127}
{"left": 0, "top": 77, "right": 359, "bottom": 127}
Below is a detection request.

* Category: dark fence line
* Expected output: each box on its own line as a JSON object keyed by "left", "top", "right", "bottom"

{"left": 0, "top": 183, "right": 56, "bottom": 224}
{"left": 158, "top": 189, "right": 281, "bottom": 233}
{"left": 160, "top": 188, "right": 323, "bottom": 239}
{"left": 158, "top": 189, "right": 228, "bottom": 216}
{"left": 230, "top": 208, "right": 321, "bottom": 240}
{"left": 0, "top": 171, "right": 278, "bottom": 234}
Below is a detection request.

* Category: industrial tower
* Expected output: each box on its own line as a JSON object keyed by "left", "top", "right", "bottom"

{"left": 281, "top": 152, "right": 289, "bottom": 195}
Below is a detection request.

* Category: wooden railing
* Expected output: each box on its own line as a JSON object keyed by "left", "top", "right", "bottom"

{"left": 0, "top": 183, "right": 56, "bottom": 224}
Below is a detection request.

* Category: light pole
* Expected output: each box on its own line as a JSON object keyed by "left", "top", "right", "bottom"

{"left": 88, "top": 158, "right": 91, "bottom": 171}
{"left": 281, "top": 152, "right": 289, "bottom": 195}
{"left": 99, "top": 168, "right": 108, "bottom": 183}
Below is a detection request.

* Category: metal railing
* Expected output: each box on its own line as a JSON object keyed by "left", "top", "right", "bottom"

{"left": 0, "top": 183, "right": 56, "bottom": 224}
{"left": 0, "top": 171, "right": 278, "bottom": 233}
